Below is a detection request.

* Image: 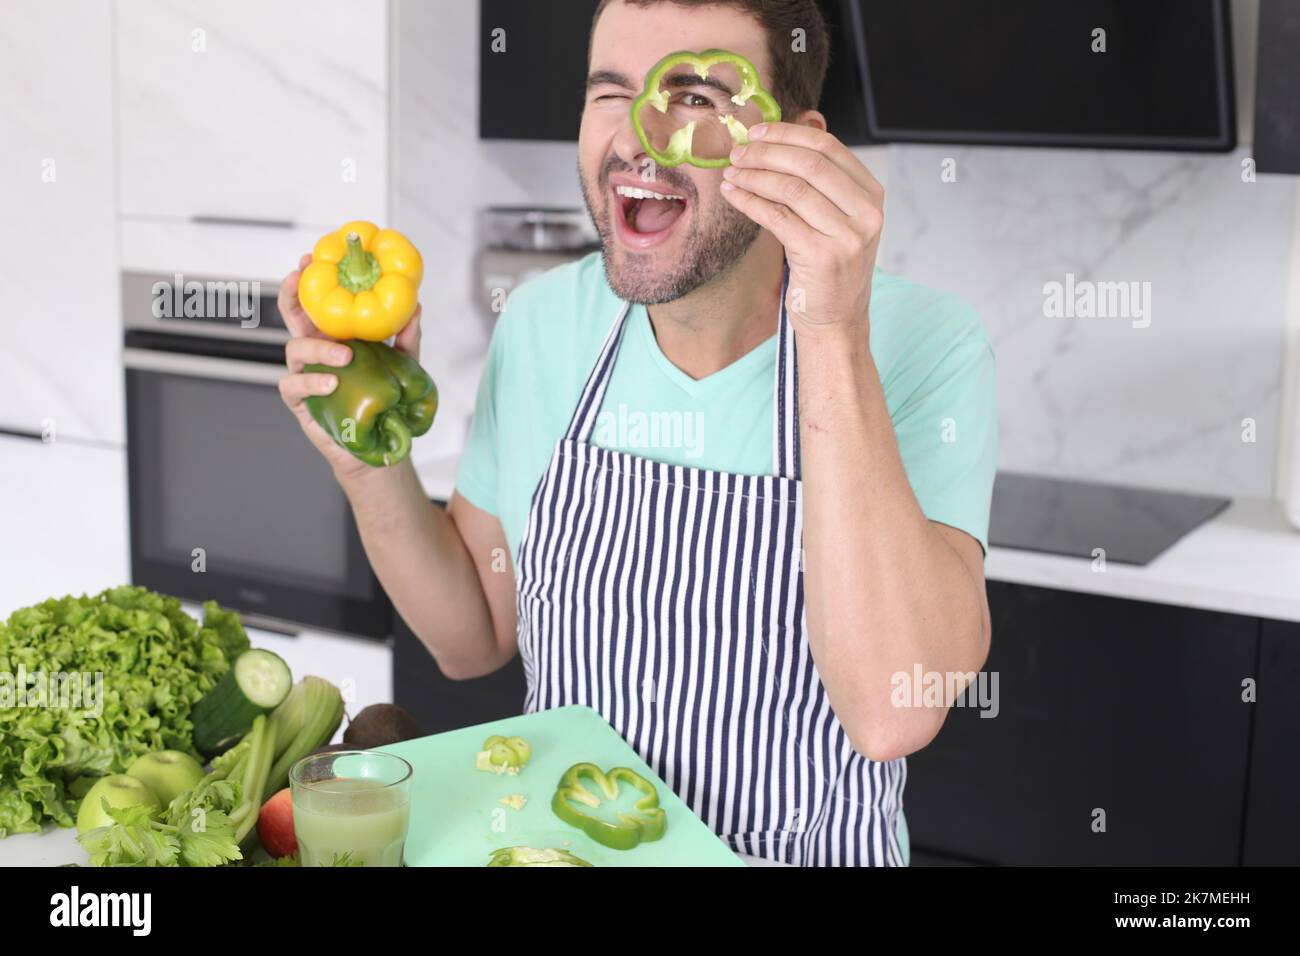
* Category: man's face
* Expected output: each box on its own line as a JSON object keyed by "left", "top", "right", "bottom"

{"left": 579, "top": 1, "right": 771, "bottom": 304}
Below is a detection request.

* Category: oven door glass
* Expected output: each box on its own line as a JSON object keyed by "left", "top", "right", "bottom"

{"left": 126, "top": 363, "right": 389, "bottom": 638}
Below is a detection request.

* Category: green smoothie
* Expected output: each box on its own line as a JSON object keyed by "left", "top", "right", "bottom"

{"left": 292, "top": 776, "right": 411, "bottom": 867}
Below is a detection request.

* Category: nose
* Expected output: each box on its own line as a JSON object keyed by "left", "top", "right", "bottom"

{"left": 613, "top": 119, "right": 650, "bottom": 174}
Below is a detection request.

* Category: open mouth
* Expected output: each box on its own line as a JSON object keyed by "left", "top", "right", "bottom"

{"left": 613, "top": 184, "right": 687, "bottom": 246}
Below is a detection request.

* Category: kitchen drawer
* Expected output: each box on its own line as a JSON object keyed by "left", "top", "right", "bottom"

{"left": 904, "top": 582, "right": 1256, "bottom": 866}
{"left": 392, "top": 608, "right": 526, "bottom": 735}
{"left": 1243, "top": 618, "right": 1300, "bottom": 865}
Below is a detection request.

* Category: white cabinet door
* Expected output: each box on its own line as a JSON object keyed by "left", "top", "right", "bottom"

{"left": 0, "top": 1, "right": 122, "bottom": 444}
{"left": 116, "top": 0, "right": 388, "bottom": 229}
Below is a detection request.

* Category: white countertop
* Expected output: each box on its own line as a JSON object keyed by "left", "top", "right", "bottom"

{"left": 985, "top": 496, "right": 1300, "bottom": 624}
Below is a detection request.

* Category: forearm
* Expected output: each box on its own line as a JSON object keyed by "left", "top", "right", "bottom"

{"left": 337, "top": 460, "right": 508, "bottom": 676}
{"left": 797, "top": 323, "right": 989, "bottom": 759}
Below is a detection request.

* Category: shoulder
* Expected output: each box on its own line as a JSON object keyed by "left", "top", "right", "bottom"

{"left": 494, "top": 252, "right": 621, "bottom": 357}
{"left": 484, "top": 252, "right": 623, "bottom": 413}
{"left": 867, "top": 268, "right": 993, "bottom": 411}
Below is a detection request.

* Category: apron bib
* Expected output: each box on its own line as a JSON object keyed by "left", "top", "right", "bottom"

{"left": 515, "top": 264, "right": 906, "bottom": 866}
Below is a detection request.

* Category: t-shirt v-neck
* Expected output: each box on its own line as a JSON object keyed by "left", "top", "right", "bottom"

{"left": 583, "top": 301, "right": 781, "bottom": 476}
{"left": 629, "top": 301, "right": 778, "bottom": 400}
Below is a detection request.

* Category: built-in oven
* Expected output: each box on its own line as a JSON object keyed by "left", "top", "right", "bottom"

{"left": 122, "top": 271, "right": 390, "bottom": 639}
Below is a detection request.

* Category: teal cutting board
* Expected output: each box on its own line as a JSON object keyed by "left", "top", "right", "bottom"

{"left": 377, "top": 705, "right": 745, "bottom": 866}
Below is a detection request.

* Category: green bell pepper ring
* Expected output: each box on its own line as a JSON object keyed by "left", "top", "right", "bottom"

{"left": 551, "top": 762, "right": 668, "bottom": 850}
{"left": 304, "top": 339, "right": 437, "bottom": 468}
{"left": 475, "top": 734, "right": 532, "bottom": 775}
{"left": 631, "top": 48, "right": 782, "bottom": 169}
{"left": 487, "top": 846, "right": 592, "bottom": 867}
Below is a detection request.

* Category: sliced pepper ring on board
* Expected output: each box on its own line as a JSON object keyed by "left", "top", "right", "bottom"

{"left": 551, "top": 762, "right": 667, "bottom": 851}
{"left": 487, "top": 846, "right": 592, "bottom": 867}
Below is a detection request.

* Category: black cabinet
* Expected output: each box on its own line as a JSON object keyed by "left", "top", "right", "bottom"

{"left": 392, "top": 606, "right": 527, "bottom": 735}
{"left": 1243, "top": 618, "right": 1300, "bottom": 864}
{"left": 904, "top": 582, "right": 1258, "bottom": 865}
{"left": 478, "top": 0, "right": 872, "bottom": 145}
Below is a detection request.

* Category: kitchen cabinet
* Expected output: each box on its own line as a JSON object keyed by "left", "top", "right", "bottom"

{"left": 478, "top": 0, "right": 872, "bottom": 145}
{"left": 0, "top": 1, "right": 122, "bottom": 444}
{"left": 393, "top": 611, "right": 526, "bottom": 735}
{"left": 904, "top": 582, "right": 1258, "bottom": 866}
{"left": 1243, "top": 618, "right": 1300, "bottom": 864}
{"left": 115, "top": 0, "right": 388, "bottom": 229}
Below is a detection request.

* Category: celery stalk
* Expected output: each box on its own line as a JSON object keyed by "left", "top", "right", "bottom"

{"left": 261, "top": 676, "right": 345, "bottom": 801}
{"left": 234, "top": 715, "right": 276, "bottom": 843}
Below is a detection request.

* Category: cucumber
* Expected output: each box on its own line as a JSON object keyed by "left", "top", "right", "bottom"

{"left": 191, "top": 649, "right": 292, "bottom": 758}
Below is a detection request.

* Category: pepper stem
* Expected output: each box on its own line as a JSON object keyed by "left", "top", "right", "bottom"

{"left": 337, "top": 232, "right": 382, "bottom": 293}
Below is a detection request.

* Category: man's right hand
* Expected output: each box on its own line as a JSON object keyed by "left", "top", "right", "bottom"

{"left": 276, "top": 252, "right": 424, "bottom": 483}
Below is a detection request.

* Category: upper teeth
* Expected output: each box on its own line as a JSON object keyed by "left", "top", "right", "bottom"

{"left": 616, "top": 186, "right": 684, "bottom": 201}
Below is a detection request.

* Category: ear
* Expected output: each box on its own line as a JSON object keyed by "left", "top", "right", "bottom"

{"left": 790, "top": 109, "right": 828, "bottom": 132}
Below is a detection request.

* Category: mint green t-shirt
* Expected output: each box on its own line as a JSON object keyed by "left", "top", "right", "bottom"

{"left": 456, "top": 252, "right": 997, "bottom": 561}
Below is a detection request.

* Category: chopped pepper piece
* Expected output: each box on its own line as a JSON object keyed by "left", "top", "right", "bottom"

{"left": 298, "top": 221, "right": 423, "bottom": 341}
{"left": 631, "top": 49, "right": 782, "bottom": 169}
{"left": 499, "top": 794, "right": 528, "bottom": 811}
{"left": 551, "top": 762, "right": 667, "bottom": 851}
{"left": 475, "top": 735, "right": 532, "bottom": 775}
{"left": 304, "top": 340, "right": 438, "bottom": 467}
{"left": 486, "top": 846, "right": 592, "bottom": 867}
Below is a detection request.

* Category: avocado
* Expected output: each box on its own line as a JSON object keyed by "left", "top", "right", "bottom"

{"left": 342, "top": 703, "right": 424, "bottom": 748}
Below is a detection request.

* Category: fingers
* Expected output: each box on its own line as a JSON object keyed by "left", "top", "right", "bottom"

{"left": 730, "top": 138, "right": 878, "bottom": 222}
{"left": 721, "top": 166, "right": 850, "bottom": 239}
{"left": 720, "top": 181, "right": 821, "bottom": 251}
{"left": 744, "top": 123, "right": 883, "bottom": 203}
{"left": 393, "top": 303, "right": 423, "bottom": 357}
{"left": 277, "top": 252, "right": 320, "bottom": 339}
{"left": 285, "top": 336, "right": 351, "bottom": 373}
{"left": 277, "top": 369, "right": 339, "bottom": 408}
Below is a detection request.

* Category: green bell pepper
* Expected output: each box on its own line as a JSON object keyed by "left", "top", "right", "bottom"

{"left": 475, "top": 735, "right": 532, "bottom": 775}
{"left": 631, "top": 49, "right": 782, "bottom": 169}
{"left": 304, "top": 339, "right": 437, "bottom": 468}
{"left": 551, "top": 762, "right": 668, "bottom": 850}
{"left": 487, "top": 846, "right": 592, "bottom": 867}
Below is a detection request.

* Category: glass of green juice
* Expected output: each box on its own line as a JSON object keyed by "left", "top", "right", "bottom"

{"left": 290, "top": 750, "right": 413, "bottom": 867}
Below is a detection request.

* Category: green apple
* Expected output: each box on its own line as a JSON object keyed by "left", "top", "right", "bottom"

{"left": 126, "top": 750, "right": 205, "bottom": 806}
{"left": 76, "top": 774, "right": 161, "bottom": 834}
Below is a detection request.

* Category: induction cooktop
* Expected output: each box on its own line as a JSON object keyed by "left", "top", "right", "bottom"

{"left": 987, "top": 472, "right": 1232, "bottom": 566}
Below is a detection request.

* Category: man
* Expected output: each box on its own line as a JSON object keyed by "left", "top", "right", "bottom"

{"left": 278, "top": 0, "right": 995, "bottom": 866}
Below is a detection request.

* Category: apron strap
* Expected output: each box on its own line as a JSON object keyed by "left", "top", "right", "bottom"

{"left": 773, "top": 259, "right": 801, "bottom": 479}
{"left": 566, "top": 300, "right": 633, "bottom": 442}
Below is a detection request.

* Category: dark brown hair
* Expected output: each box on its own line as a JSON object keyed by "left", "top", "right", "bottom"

{"left": 591, "top": 0, "right": 830, "bottom": 117}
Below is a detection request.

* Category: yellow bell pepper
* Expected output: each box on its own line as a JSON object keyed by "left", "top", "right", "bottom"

{"left": 298, "top": 220, "right": 423, "bottom": 341}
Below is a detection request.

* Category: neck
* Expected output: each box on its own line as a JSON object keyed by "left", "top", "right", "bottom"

{"left": 646, "top": 232, "right": 785, "bottom": 380}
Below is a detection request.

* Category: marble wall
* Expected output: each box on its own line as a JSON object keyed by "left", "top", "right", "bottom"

{"left": 878, "top": 144, "right": 1296, "bottom": 500}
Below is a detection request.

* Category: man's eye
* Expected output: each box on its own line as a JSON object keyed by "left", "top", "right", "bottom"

{"left": 596, "top": 93, "right": 628, "bottom": 102}
{"left": 678, "top": 92, "right": 717, "bottom": 109}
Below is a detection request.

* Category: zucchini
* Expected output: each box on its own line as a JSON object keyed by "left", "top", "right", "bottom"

{"left": 191, "top": 649, "right": 292, "bottom": 758}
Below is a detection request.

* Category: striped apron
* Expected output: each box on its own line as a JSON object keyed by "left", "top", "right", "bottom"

{"left": 515, "top": 263, "right": 907, "bottom": 866}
